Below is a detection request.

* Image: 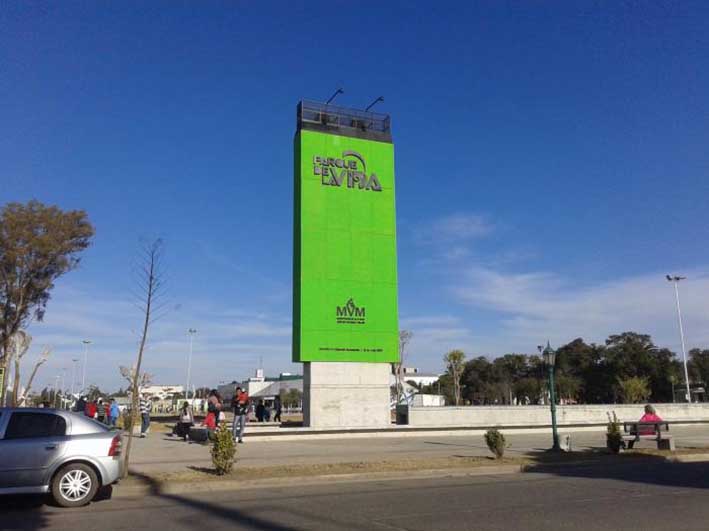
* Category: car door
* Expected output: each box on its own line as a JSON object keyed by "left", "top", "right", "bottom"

{"left": 0, "top": 411, "right": 68, "bottom": 489}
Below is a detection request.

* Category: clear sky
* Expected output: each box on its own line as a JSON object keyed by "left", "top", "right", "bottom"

{"left": 2, "top": 1, "right": 709, "bottom": 393}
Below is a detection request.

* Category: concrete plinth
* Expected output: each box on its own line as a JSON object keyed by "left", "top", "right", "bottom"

{"left": 303, "top": 362, "right": 391, "bottom": 428}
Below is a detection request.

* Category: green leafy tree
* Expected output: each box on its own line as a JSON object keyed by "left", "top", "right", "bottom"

{"left": 555, "top": 374, "right": 582, "bottom": 403}
{"left": 689, "top": 349, "right": 709, "bottom": 387}
{"left": 444, "top": 350, "right": 466, "bottom": 405}
{"left": 617, "top": 376, "right": 651, "bottom": 403}
{"left": 461, "top": 356, "right": 494, "bottom": 404}
{"left": 513, "top": 377, "right": 541, "bottom": 404}
{"left": 0, "top": 200, "right": 94, "bottom": 405}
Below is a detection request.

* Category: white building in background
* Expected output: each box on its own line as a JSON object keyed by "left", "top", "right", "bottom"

{"left": 392, "top": 367, "right": 441, "bottom": 389}
{"left": 140, "top": 384, "right": 184, "bottom": 401}
{"left": 218, "top": 370, "right": 302, "bottom": 403}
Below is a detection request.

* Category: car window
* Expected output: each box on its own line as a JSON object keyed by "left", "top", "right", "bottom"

{"left": 4, "top": 412, "right": 67, "bottom": 439}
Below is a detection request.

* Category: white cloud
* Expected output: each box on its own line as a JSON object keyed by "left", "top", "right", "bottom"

{"left": 17, "top": 284, "right": 295, "bottom": 393}
{"left": 452, "top": 266, "right": 709, "bottom": 355}
{"left": 414, "top": 213, "right": 493, "bottom": 245}
{"left": 399, "top": 314, "right": 476, "bottom": 372}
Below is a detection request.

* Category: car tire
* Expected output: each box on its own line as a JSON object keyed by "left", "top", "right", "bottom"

{"left": 51, "top": 463, "right": 99, "bottom": 508}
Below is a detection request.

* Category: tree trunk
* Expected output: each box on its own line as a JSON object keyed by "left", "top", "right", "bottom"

{"left": 12, "top": 355, "right": 21, "bottom": 407}
{"left": 121, "top": 244, "right": 157, "bottom": 479}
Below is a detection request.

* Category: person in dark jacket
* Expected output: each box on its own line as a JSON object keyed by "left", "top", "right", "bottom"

{"left": 273, "top": 395, "right": 282, "bottom": 423}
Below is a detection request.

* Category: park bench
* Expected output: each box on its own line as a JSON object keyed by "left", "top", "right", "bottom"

{"left": 622, "top": 421, "right": 675, "bottom": 451}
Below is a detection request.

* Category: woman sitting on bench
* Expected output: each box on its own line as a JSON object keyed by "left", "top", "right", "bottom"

{"left": 638, "top": 404, "right": 663, "bottom": 435}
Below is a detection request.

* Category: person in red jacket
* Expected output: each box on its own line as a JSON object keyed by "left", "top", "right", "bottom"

{"left": 85, "top": 400, "right": 97, "bottom": 419}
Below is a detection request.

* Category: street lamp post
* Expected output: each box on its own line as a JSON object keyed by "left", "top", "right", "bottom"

{"left": 70, "top": 358, "right": 79, "bottom": 398}
{"left": 540, "top": 342, "right": 560, "bottom": 451}
{"left": 81, "top": 340, "right": 92, "bottom": 393}
{"left": 666, "top": 275, "right": 692, "bottom": 403}
{"left": 186, "top": 329, "right": 197, "bottom": 402}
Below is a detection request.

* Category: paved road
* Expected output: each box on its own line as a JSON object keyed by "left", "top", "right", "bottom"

{"left": 129, "top": 424, "right": 709, "bottom": 474}
{"left": 4, "top": 461, "right": 709, "bottom": 530}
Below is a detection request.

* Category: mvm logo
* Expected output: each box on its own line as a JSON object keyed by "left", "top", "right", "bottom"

{"left": 313, "top": 150, "right": 382, "bottom": 192}
{"left": 336, "top": 298, "right": 366, "bottom": 325}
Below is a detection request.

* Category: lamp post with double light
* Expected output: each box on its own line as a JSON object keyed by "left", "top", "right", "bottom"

{"left": 539, "top": 342, "right": 560, "bottom": 451}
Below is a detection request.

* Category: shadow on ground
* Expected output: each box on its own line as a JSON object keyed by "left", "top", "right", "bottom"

{"left": 0, "top": 486, "right": 113, "bottom": 530}
{"left": 128, "top": 470, "right": 371, "bottom": 531}
{"left": 523, "top": 449, "right": 709, "bottom": 490}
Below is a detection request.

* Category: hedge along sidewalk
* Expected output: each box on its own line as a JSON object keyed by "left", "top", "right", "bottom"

{"left": 114, "top": 448, "right": 709, "bottom": 498}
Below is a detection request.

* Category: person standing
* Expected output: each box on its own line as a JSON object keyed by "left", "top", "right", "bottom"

{"left": 140, "top": 395, "right": 151, "bottom": 438}
{"left": 231, "top": 386, "right": 249, "bottom": 443}
{"left": 207, "top": 389, "right": 223, "bottom": 426}
{"left": 96, "top": 399, "right": 105, "bottom": 423}
{"left": 109, "top": 399, "right": 120, "bottom": 427}
{"left": 273, "top": 395, "right": 282, "bottom": 423}
{"left": 75, "top": 395, "right": 86, "bottom": 414}
{"left": 255, "top": 400, "right": 265, "bottom": 422}
{"left": 176, "top": 401, "right": 194, "bottom": 441}
{"left": 85, "top": 399, "right": 97, "bottom": 419}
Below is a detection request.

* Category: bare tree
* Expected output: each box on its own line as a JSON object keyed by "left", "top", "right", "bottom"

{"left": 18, "top": 346, "right": 52, "bottom": 406}
{"left": 121, "top": 239, "right": 166, "bottom": 478}
{"left": 395, "top": 330, "right": 413, "bottom": 402}
{"left": 7, "top": 330, "right": 31, "bottom": 406}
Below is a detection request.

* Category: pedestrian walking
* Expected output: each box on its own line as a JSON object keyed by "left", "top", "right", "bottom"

{"left": 273, "top": 395, "right": 282, "bottom": 423}
{"left": 109, "top": 399, "right": 120, "bottom": 427}
{"left": 176, "top": 401, "right": 194, "bottom": 441}
{"left": 140, "top": 394, "right": 151, "bottom": 438}
{"left": 231, "top": 386, "right": 249, "bottom": 443}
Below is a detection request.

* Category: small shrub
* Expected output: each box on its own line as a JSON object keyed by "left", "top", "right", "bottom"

{"left": 211, "top": 423, "right": 236, "bottom": 475}
{"left": 606, "top": 411, "right": 623, "bottom": 454}
{"left": 484, "top": 429, "right": 506, "bottom": 459}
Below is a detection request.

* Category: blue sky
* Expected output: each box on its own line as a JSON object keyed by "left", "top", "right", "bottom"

{"left": 2, "top": 1, "right": 709, "bottom": 392}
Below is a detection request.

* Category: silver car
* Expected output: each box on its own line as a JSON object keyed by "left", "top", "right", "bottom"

{"left": 0, "top": 408, "right": 123, "bottom": 507}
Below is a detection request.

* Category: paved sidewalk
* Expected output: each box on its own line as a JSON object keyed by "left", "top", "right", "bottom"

{"left": 127, "top": 424, "right": 709, "bottom": 475}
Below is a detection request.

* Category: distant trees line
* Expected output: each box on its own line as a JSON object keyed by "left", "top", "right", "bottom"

{"left": 420, "top": 332, "right": 709, "bottom": 405}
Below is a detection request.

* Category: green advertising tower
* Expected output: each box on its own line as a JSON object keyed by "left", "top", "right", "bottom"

{"left": 293, "top": 100, "right": 398, "bottom": 427}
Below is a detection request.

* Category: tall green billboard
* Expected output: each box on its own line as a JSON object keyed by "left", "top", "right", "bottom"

{"left": 293, "top": 105, "right": 399, "bottom": 363}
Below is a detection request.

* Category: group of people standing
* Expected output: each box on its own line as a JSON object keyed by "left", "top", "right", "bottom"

{"left": 74, "top": 396, "right": 120, "bottom": 426}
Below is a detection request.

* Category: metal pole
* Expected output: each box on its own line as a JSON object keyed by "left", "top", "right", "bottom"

{"left": 672, "top": 281, "right": 692, "bottom": 403}
{"left": 54, "top": 376, "right": 60, "bottom": 409}
{"left": 186, "top": 329, "right": 196, "bottom": 401}
{"left": 81, "top": 340, "right": 91, "bottom": 393}
{"left": 548, "top": 364, "right": 560, "bottom": 450}
{"left": 70, "top": 358, "right": 78, "bottom": 398}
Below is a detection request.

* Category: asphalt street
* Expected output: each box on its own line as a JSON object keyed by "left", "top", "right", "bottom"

{"left": 3, "top": 461, "right": 709, "bottom": 531}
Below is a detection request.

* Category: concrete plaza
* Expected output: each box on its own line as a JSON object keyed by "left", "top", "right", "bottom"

{"left": 127, "top": 424, "right": 709, "bottom": 476}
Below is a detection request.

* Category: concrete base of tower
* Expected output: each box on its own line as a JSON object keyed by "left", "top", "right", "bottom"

{"left": 303, "top": 362, "right": 391, "bottom": 428}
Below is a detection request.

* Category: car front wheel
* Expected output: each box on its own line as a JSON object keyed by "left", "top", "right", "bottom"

{"left": 51, "top": 463, "right": 99, "bottom": 507}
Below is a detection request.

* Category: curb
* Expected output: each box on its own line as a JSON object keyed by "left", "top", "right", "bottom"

{"left": 113, "top": 464, "right": 523, "bottom": 498}
{"left": 112, "top": 452, "right": 709, "bottom": 499}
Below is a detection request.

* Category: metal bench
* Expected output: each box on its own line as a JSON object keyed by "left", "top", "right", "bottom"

{"left": 622, "top": 421, "right": 675, "bottom": 451}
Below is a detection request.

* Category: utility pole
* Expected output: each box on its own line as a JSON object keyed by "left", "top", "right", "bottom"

{"left": 186, "top": 329, "right": 197, "bottom": 402}
{"left": 70, "top": 358, "right": 79, "bottom": 398}
{"left": 666, "top": 275, "right": 692, "bottom": 403}
{"left": 81, "top": 340, "right": 92, "bottom": 393}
